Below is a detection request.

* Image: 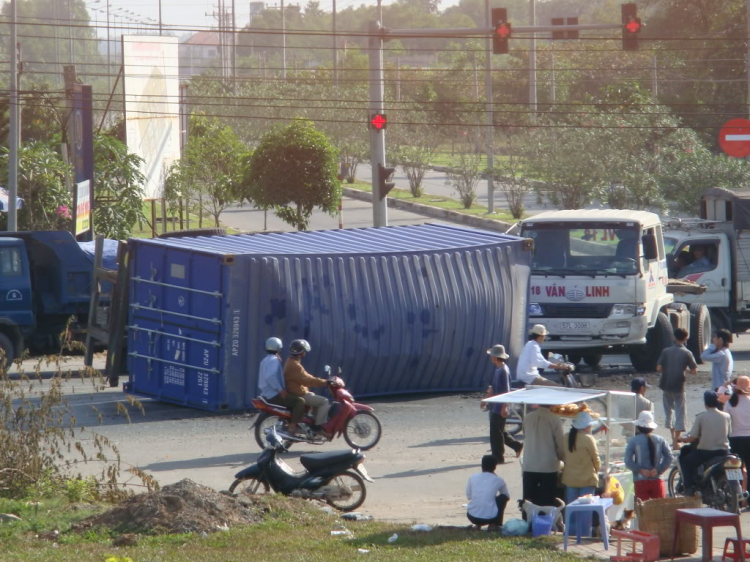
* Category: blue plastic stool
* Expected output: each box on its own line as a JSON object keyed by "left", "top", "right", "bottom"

{"left": 563, "top": 497, "right": 614, "bottom": 551}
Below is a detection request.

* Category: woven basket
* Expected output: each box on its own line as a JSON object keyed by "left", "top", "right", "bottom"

{"left": 635, "top": 495, "right": 702, "bottom": 556}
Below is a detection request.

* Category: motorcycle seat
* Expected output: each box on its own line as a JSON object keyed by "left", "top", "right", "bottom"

{"left": 300, "top": 450, "right": 359, "bottom": 471}
{"left": 700, "top": 454, "right": 735, "bottom": 475}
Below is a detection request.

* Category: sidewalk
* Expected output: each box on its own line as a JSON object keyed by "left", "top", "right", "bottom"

{"left": 560, "top": 510, "right": 750, "bottom": 561}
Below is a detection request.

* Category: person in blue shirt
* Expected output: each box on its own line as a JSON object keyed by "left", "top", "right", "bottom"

{"left": 624, "top": 411, "right": 673, "bottom": 501}
{"left": 483, "top": 344, "right": 523, "bottom": 463}
{"left": 702, "top": 329, "right": 734, "bottom": 391}
{"left": 258, "top": 337, "right": 304, "bottom": 435}
{"left": 678, "top": 245, "right": 713, "bottom": 277}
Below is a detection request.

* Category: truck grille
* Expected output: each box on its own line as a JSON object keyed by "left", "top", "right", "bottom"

{"left": 543, "top": 304, "right": 612, "bottom": 319}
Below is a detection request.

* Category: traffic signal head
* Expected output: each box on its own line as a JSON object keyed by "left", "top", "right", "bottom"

{"left": 491, "top": 8, "right": 511, "bottom": 55}
{"left": 370, "top": 113, "right": 387, "bottom": 131}
{"left": 621, "top": 3, "right": 641, "bottom": 51}
{"left": 377, "top": 164, "right": 396, "bottom": 200}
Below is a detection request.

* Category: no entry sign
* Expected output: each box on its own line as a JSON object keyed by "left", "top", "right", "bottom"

{"left": 719, "top": 118, "right": 750, "bottom": 158}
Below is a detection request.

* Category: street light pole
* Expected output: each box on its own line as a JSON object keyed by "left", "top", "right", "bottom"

{"left": 159, "top": 0, "right": 163, "bottom": 35}
{"left": 281, "top": 0, "right": 286, "bottom": 78}
{"left": 332, "top": 0, "right": 337, "bottom": 87}
{"left": 529, "top": 0, "right": 537, "bottom": 113}
{"left": 9, "top": 0, "right": 19, "bottom": 231}
{"left": 484, "top": 0, "right": 494, "bottom": 213}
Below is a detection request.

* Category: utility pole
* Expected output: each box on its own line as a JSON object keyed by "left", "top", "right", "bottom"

{"left": 529, "top": 0, "right": 537, "bottom": 113}
{"left": 395, "top": 57, "right": 401, "bottom": 102}
{"left": 232, "top": 0, "right": 237, "bottom": 93}
{"left": 746, "top": 0, "right": 749, "bottom": 119}
{"left": 651, "top": 55, "right": 658, "bottom": 98}
{"left": 68, "top": 0, "right": 74, "bottom": 64}
{"left": 368, "top": 21, "right": 387, "bottom": 227}
{"left": 159, "top": 0, "right": 163, "bottom": 35}
{"left": 106, "top": 1, "right": 111, "bottom": 92}
{"left": 550, "top": 51, "right": 556, "bottom": 103}
{"left": 333, "top": 0, "right": 338, "bottom": 87}
{"left": 8, "top": 0, "right": 19, "bottom": 231}
{"left": 281, "top": 0, "right": 286, "bottom": 79}
{"left": 484, "top": 0, "right": 495, "bottom": 213}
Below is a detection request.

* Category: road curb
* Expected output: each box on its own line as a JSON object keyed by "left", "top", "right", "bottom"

{"left": 342, "top": 187, "right": 514, "bottom": 232}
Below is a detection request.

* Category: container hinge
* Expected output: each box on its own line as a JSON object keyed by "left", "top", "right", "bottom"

{"left": 130, "top": 304, "right": 222, "bottom": 324}
{"left": 132, "top": 277, "right": 223, "bottom": 297}
{"left": 129, "top": 325, "right": 221, "bottom": 347}
{"left": 128, "top": 352, "right": 220, "bottom": 374}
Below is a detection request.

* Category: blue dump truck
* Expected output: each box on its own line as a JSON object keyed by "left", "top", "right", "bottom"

{"left": 0, "top": 230, "right": 109, "bottom": 366}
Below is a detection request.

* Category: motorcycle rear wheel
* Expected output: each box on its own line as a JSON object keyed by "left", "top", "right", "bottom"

{"left": 667, "top": 465, "right": 684, "bottom": 497}
{"left": 343, "top": 412, "right": 382, "bottom": 450}
{"left": 325, "top": 470, "right": 367, "bottom": 511}
{"left": 229, "top": 477, "right": 271, "bottom": 496}
{"left": 504, "top": 404, "right": 523, "bottom": 436}
{"left": 254, "top": 413, "right": 290, "bottom": 449}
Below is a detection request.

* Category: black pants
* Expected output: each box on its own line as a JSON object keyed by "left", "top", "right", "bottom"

{"left": 522, "top": 471, "right": 558, "bottom": 507}
{"left": 730, "top": 436, "right": 750, "bottom": 472}
{"left": 490, "top": 412, "right": 522, "bottom": 461}
{"left": 680, "top": 447, "right": 727, "bottom": 490}
{"left": 467, "top": 494, "right": 509, "bottom": 527}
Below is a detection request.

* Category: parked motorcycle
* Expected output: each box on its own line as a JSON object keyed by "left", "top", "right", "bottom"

{"left": 229, "top": 426, "right": 373, "bottom": 511}
{"left": 667, "top": 446, "right": 745, "bottom": 513}
{"left": 251, "top": 366, "right": 382, "bottom": 451}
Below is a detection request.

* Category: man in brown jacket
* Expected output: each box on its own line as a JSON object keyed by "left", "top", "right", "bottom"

{"left": 284, "top": 339, "right": 330, "bottom": 435}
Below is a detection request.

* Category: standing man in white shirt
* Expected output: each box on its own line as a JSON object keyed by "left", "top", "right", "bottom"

{"left": 465, "top": 455, "right": 511, "bottom": 531}
{"left": 516, "top": 325, "right": 567, "bottom": 386}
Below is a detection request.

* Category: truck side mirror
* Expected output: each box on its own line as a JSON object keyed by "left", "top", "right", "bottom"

{"left": 642, "top": 233, "right": 658, "bottom": 261}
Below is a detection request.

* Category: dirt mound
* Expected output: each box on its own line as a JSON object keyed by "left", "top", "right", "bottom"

{"left": 79, "top": 479, "right": 269, "bottom": 535}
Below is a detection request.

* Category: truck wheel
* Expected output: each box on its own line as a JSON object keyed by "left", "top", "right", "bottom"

{"left": 583, "top": 354, "right": 603, "bottom": 368}
{"left": 567, "top": 354, "right": 583, "bottom": 365}
{"left": 159, "top": 228, "right": 227, "bottom": 239}
{"left": 688, "top": 304, "right": 711, "bottom": 364}
{"left": 630, "top": 312, "right": 672, "bottom": 372}
{"left": 0, "top": 333, "right": 15, "bottom": 370}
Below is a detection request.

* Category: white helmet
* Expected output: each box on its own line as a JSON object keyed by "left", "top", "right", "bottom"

{"left": 265, "top": 337, "right": 283, "bottom": 352}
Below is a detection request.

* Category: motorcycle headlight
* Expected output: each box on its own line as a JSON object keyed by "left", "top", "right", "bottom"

{"left": 529, "top": 303, "right": 544, "bottom": 317}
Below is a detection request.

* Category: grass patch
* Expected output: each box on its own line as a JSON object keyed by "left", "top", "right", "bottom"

{"left": 348, "top": 181, "right": 519, "bottom": 222}
{"left": 0, "top": 495, "right": 584, "bottom": 562}
{"left": 130, "top": 202, "right": 241, "bottom": 238}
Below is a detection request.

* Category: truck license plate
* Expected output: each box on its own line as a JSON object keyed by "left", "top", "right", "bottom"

{"left": 727, "top": 469, "right": 743, "bottom": 481}
{"left": 560, "top": 322, "right": 590, "bottom": 331}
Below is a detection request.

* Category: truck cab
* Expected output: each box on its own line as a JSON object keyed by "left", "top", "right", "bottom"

{"left": 520, "top": 209, "right": 707, "bottom": 371}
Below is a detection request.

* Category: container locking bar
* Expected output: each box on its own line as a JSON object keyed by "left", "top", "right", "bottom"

{"left": 132, "top": 277, "right": 223, "bottom": 297}
{"left": 130, "top": 303, "right": 222, "bottom": 324}
{"left": 128, "top": 352, "right": 221, "bottom": 374}
{"left": 129, "top": 325, "right": 221, "bottom": 347}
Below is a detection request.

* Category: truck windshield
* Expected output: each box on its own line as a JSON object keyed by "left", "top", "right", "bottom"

{"left": 521, "top": 224, "right": 640, "bottom": 276}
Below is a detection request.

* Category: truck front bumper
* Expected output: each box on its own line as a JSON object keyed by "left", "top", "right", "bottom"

{"left": 531, "top": 316, "right": 649, "bottom": 351}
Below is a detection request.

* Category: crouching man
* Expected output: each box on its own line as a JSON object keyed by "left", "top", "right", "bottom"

{"left": 465, "top": 455, "right": 510, "bottom": 531}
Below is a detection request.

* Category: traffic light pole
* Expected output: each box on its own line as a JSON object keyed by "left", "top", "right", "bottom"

{"left": 484, "top": 0, "right": 494, "bottom": 214}
{"left": 369, "top": 21, "right": 388, "bottom": 228}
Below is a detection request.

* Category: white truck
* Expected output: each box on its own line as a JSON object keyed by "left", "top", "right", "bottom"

{"left": 663, "top": 187, "right": 750, "bottom": 336}
{"left": 518, "top": 209, "right": 711, "bottom": 372}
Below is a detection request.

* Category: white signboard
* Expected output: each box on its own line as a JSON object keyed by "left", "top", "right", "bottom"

{"left": 122, "top": 36, "right": 180, "bottom": 199}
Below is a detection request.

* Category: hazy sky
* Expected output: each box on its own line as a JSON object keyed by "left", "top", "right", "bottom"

{"left": 86, "top": 0, "right": 419, "bottom": 37}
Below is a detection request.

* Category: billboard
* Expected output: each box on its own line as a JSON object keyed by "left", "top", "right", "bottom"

{"left": 122, "top": 36, "right": 180, "bottom": 199}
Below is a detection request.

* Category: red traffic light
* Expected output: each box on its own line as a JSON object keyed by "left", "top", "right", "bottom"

{"left": 625, "top": 18, "right": 641, "bottom": 34}
{"left": 370, "top": 114, "right": 387, "bottom": 131}
{"left": 496, "top": 23, "right": 511, "bottom": 39}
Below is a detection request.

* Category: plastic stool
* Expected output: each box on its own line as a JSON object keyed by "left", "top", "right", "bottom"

{"left": 564, "top": 497, "right": 614, "bottom": 551}
{"left": 611, "top": 530, "right": 660, "bottom": 562}
{"left": 723, "top": 538, "right": 750, "bottom": 562}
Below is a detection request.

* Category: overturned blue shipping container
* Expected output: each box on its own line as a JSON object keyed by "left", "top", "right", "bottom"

{"left": 125, "top": 224, "right": 531, "bottom": 411}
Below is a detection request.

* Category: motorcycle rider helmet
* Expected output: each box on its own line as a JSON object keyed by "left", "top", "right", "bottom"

{"left": 290, "top": 339, "right": 311, "bottom": 355}
{"left": 265, "top": 337, "right": 283, "bottom": 352}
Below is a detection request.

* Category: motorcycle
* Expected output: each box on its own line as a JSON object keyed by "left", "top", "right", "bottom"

{"left": 251, "top": 366, "right": 382, "bottom": 451}
{"left": 667, "top": 445, "right": 745, "bottom": 513}
{"left": 229, "top": 426, "right": 373, "bottom": 512}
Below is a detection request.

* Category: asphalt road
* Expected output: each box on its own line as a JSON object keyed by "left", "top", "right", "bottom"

{"left": 11, "top": 337, "right": 749, "bottom": 526}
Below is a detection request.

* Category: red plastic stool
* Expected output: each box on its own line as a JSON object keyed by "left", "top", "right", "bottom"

{"left": 723, "top": 538, "right": 750, "bottom": 562}
{"left": 611, "top": 529, "right": 660, "bottom": 562}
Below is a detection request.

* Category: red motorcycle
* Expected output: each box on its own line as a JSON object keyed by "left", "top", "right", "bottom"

{"left": 252, "top": 367, "right": 382, "bottom": 451}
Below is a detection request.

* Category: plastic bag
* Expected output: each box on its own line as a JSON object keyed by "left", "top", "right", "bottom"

{"left": 602, "top": 476, "right": 625, "bottom": 505}
{"left": 502, "top": 518, "right": 530, "bottom": 536}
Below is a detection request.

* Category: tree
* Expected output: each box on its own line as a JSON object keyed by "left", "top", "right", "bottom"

{"left": 493, "top": 128, "right": 532, "bottom": 219}
{"left": 445, "top": 135, "right": 483, "bottom": 209}
{"left": 166, "top": 115, "right": 247, "bottom": 227}
{"left": 0, "top": 142, "right": 71, "bottom": 231}
{"left": 243, "top": 120, "right": 341, "bottom": 230}
{"left": 93, "top": 135, "right": 146, "bottom": 239}
{"left": 390, "top": 119, "right": 442, "bottom": 197}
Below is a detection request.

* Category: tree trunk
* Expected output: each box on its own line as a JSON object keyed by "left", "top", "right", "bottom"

{"left": 296, "top": 203, "right": 303, "bottom": 231}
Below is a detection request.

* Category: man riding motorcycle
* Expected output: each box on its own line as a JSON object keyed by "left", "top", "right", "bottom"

{"left": 678, "top": 390, "right": 732, "bottom": 495}
{"left": 257, "top": 337, "right": 305, "bottom": 435}
{"left": 283, "top": 339, "right": 332, "bottom": 439}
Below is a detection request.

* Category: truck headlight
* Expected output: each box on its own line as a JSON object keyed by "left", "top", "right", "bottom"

{"left": 611, "top": 304, "right": 646, "bottom": 316}
{"left": 529, "top": 303, "right": 544, "bottom": 317}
